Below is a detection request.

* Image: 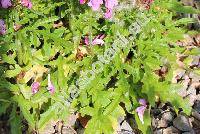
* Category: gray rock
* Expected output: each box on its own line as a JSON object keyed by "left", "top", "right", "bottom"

{"left": 153, "top": 129, "right": 163, "bottom": 134}
{"left": 189, "top": 72, "right": 200, "bottom": 83}
{"left": 182, "top": 130, "right": 195, "bottom": 134}
{"left": 120, "top": 120, "right": 133, "bottom": 132}
{"left": 162, "top": 112, "right": 175, "bottom": 122}
{"left": 62, "top": 126, "right": 76, "bottom": 134}
{"left": 152, "top": 118, "right": 159, "bottom": 129}
{"left": 117, "top": 130, "right": 135, "bottom": 134}
{"left": 173, "top": 115, "right": 192, "bottom": 132}
{"left": 158, "top": 118, "right": 168, "bottom": 128}
{"left": 76, "top": 128, "right": 84, "bottom": 134}
{"left": 163, "top": 126, "right": 180, "bottom": 134}
{"left": 178, "top": 88, "right": 187, "bottom": 97}
{"left": 187, "top": 86, "right": 196, "bottom": 96}
{"left": 192, "top": 110, "right": 200, "bottom": 121}
{"left": 187, "top": 94, "right": 198, "bottom": 106}
{"left": 118, "top": 116, "right": 125, "bottom": 124}
{"left": 189, "top": 56, "right": 200, "bottom": 67}
{"left": 152, "top": 109, "right": 163, "bottom": 117}
{"left": 193, "top": 100, "right": 200, "bottom": 113}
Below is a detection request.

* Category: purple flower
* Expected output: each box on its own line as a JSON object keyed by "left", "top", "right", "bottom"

{"left": 84, "top": 34, "right": 105, "bottom": 46}
{"left": 31, "top": 82, "right": 40, "bottom": 94}
{"left": 92, "top": 34, "right": 105, "bottom": 45}
{"left": 136, "top": 99, "right": 147, "bottom": 124}
{"left": 141, "top": 0, "right": 154, "bottom": 9}
{"left": 48, "top": 74, "right": 55, "bottom": 94}
{"left": 0, "top": 19, "right": 6, "bottom": 35}
{"left": 80, "top": 0, "right": 85, "bottom": 4}
{"left": 88, "top": 0, "right": 103, "bottom": 11}
{"left": 105, "top": 0, "right": 118, "bottom": 9}
{"left": 1, "top": 0, "right": 12, "bottom": 8}
{"left": 104, "top": 8, "right": 112, "bottom": 19}
{"left": 104, "top": 0, "right": 118, "bottom": 19}
{"left": 21, "top": 0, "right": 32, "bottom": 9}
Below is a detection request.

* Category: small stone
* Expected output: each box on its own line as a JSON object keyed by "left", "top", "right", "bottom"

{"left": 173, "top": 115, "right": 192, "bottom": 132}
{"left": 120, "top": 120, "right": 133, "bottom": 132}
{"left": 152, "top": 118, "right": 159, "bottom": 129}
{"left": 163, "top": 126, "right": 180, "bottom": 134}
{"left": 76, "top": 128, "right": 84, "bottom": 134}
{"left": 192, "top": 110, "right": 200, "bottom": 121}
{"left": 162, "top": 112, "right": 175, "bottom": 122}
{"left": 182, "top": 130, "right": 195, "bottom": 134}
{"left": 189, "top": 56, "right": 200, "bottom": 67}
{"left": 152, "top": 108, "right": 163, "bottom": 117}
{"left": 187, "top": 94, "right": 198, "bottom": 106}
{"left": 153, "top": 129, "right": 163, "bottom": 134}
{"left": 62, "top": 126, "right": 76, "bottom": 134}
{"left": 191, "top": 117, "right": 200, "bottom": 131}
{"left": 158, "top": 118, "right": 168, "bottom": 128}
{"left": 118, "top": 116, "right": 125, "bottom": 124}
{"left": 189, "top": 72, "right": 200, "bottom": 82}
{"left": 193, "top": 100, "right": 200, "bottom": 113}
{"left": 187, "top": 86, "right": 196, "bottom": 96}
{"left": 66, "top": 114, "right": 78, "bottom": 127}
{"left": 172, "top": 69, "right": 186, "bottom": 83}
{"left": 178, "top": 88, "right": 187, "bottom": 97}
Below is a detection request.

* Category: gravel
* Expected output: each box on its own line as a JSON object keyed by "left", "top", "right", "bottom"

{"left": 173, "top": 115, "right": 192, "bottom": 132}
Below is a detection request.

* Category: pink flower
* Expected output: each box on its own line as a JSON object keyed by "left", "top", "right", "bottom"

{"left": 48, "top": 74, "right": 55, "bottom": 94}
{"left": 1, "top": 0, "right": 12, "bottom": 8}
{"left": 104, "top": 8, "right": 112, "bottom": 19}
{"left": 136, "top": 99, "right": 147, "bottom": 124}
{"left": 104, "top": 0, "right": 118, "bottom": 19}
{"left": 142, "top": 0, "right": 154, "bottom": 9}
{"left": 80, "top": 0, "right": 85, "bottom": 4}
{"left": 88, "top": 0, "right": 103, "bottom": 11}
{"left": 0, "top": 19, "right": 6, "bottom": 35}
{"left": 84, "top": 34, "right": 105, "bottom": 46}
{"left": 92, "top": 34, "right": 105, "bottom": 45}
{"left": 84, "top": 36, "right": 89, "bottom": 45}
{"left": 31, "top": 82, "right": 40, "bottom": 94}
{"left": 21, "top": 0, "right": 32, "bottom": 9}
{"left": 105, "top": 0, "right": 118, "bottom": 9}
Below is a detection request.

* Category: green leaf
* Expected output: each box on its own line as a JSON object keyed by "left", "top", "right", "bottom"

{"left": 85, "top": 115, "right": 113, "bottom": 134}
{"left": 38, "top": 103, "right": 57, "bottom": 130}
{"left": 9, "top": 105, "right": 22, "bottom": 134}
{"left": 13, "top": 95, "right": 35, "bottom": 128}
{"left": 134, "top": 110, "right": 152, "bottom": 134}
{"left": 165, "top": 1, "right": 200, "bottom": 14}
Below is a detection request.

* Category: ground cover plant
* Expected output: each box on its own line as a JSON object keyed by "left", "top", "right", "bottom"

{"left": 0, "top": 0, "right": 199, "bottom": 133}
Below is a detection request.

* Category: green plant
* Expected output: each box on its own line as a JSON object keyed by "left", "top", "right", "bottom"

{"left": 0, "top": 0, "right": 199, "bottom": 133}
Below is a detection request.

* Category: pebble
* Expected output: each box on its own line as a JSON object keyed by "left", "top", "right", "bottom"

{"left": 76, "top": 128, "right": 84, "bottom": 134}
{"left": 152, "top": 118, "right": 159, "bottom": 129}
{"left": 120, "top": 120, "right": 133, "bottom": 132}
{"left": 162, "top": 112, "right": 175, "bottom": 122}
{"left": 62, "top": 126, "right": 76, "bottom": 134}
{"left": 192, "top": 110, "right": 200, "bottom": 121}
{"left": 173, "top": 115, "right": 192, "bottom": 132}
{"left": 187, "top": 86, "right": 196, "bottom": 96}
{"left": 189, "top": 72, "right": 200, "bottom": 82}
{"left": 193, "top": 100, "right": 200, "bottom": 113}
{"left": 182, "top": 130, "right": 195, "bottom": 134}
{"left": 187, "top": 94, "right": 198, "bottom": 106}
{"left": 163, "top": 126, "right": 180, "bottom": 134}
{"left": 118, "top": 116, "right": 125, "bottom": 124}
{"left": 172, "top": 69, "right": 186, "bottom": 83}
{"left": 190, "top": 117, "right": 200, "bottom": 130}
{"left": 178, "top": 88, "right": 187, "bottom": 97}
{"left": 158, "top": 118, "right": 168, "bottom": 128}
{"left": 153, "top": 129, "right": 163, "bottom": 134}
{"left": 151, "top": 108, "right": 163, "bottom": 117}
